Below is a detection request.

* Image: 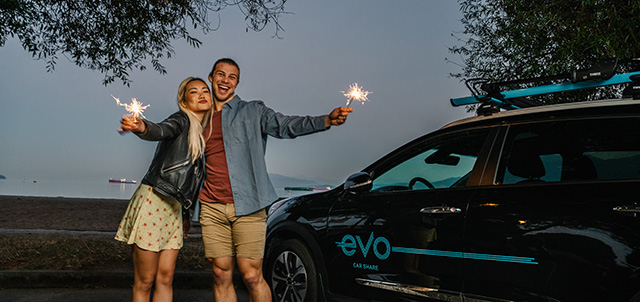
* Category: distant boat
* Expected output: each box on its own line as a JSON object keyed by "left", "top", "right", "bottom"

{"left": 109, "top": 178, "right": 137, "bottom": 184}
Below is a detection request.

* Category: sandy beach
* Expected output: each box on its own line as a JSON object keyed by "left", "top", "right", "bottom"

{"left": 0, "top": 195, "right": 130, "bottom": 232}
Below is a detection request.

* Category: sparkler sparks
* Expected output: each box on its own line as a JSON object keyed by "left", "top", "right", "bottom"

{"left": 342, "top": 83, "right": 371, "bottom": 108}
{"left": 111, "top": 95, "right": 150, "bottom": 122}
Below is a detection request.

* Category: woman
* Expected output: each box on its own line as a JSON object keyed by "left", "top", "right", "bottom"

{"left": 115, "top": 77, "right": 211, "bottom": 302}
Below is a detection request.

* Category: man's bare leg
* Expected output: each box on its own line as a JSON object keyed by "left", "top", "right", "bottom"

{"left": 237, "top": 257, "right": 271, "bottom": 302}
{"left": 210, "top": 256, "right": 237, "bottom": 302}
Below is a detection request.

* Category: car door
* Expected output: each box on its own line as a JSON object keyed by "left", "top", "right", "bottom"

{"left": 462, "top": 116, "right": 640, "bottom": 302}
{"left": 325, "top": 127, "right": 495, "bottom": 301}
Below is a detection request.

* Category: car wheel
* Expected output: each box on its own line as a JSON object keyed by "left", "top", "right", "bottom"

{"left": 266, "top": 238, "right": 318, "bottom": 302}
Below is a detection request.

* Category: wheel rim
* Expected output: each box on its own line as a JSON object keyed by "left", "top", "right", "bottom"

{"left": 271, "top": 250, "right": 308, "bottom": 302}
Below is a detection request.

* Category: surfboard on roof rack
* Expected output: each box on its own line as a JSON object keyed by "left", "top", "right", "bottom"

{"left": 451, "top": 58, "right": 640, "bottom": 116}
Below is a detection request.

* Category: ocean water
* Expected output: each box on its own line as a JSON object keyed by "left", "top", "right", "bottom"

{"left": 0, "top": 178, "right": 137, "bottom": 199}
{"left": 0, "top": 178, "right": 320, "bottom": 200}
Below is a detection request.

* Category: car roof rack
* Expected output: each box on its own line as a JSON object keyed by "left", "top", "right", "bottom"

{"left": 451, "top": 58, "right": 640, "bottom": 116}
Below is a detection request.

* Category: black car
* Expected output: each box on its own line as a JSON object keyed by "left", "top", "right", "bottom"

{"left": 264, "top": 64, "right": 640, "bottom": 302}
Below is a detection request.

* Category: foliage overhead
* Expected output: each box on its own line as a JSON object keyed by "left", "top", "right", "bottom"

{"left": 0, "top": 0, "right": 288, "bottom": 86}
{"left": 449, "top": 0, "right": 640, "bottom": 105}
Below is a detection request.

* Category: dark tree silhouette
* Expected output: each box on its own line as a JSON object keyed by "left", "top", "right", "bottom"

{"left": 449, "top": 0, "right": 640, "bottom": 105}
{"left": 0, "top": 0, "right": 288, "bottom": 85}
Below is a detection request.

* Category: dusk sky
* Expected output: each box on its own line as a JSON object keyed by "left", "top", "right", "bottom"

{"left": 0, "top": 1, "right": 473, "bottom": 196}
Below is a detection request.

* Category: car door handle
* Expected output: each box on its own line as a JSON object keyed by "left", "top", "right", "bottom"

{"left": 420, "top": 206, "right": 461, "bottom": 214}
{"left": 613, "top": 204, "right": 640, "bottom": 213}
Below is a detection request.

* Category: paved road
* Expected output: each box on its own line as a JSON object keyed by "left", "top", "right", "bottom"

{"left": 0, "top": 269, "right": 249, "bottom": 301}
{"left": 0, "top": 288, "right": 250, "bottom": 302}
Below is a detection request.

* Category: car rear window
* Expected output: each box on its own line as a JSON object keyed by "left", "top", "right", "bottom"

{"left": 497, "top": 116, "right": 640, "bottom": 184}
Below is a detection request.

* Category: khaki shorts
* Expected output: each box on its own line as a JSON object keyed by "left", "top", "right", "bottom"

{"left": 199, "top": 201, "right": 267, "bottom": 259}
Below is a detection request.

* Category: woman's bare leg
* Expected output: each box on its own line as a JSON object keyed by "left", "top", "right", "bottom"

{"left": 152, "top": 249, "right": 179, "bottom": 302}
{"left": 132, "top": 245, "right": 159, "bottom": 302}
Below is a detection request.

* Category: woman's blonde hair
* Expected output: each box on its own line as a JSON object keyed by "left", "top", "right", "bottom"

{"left": 177, "top": 77, "right": 210, "bottom": 163}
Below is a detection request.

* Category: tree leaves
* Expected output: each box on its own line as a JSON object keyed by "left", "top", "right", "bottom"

{"left": 0, "top": 0, "right": 288, "bottom": 86}
{"left": 450, "top": 0, "right": 640, "bottom": 104}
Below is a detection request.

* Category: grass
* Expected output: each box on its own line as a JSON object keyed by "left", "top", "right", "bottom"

{"left": 0, "top": 233, "right": 210, "bottom": 272}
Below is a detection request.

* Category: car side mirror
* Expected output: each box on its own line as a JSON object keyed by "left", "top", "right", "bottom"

{"left": 344, "top": 172, "right": 373, "bottom": 193}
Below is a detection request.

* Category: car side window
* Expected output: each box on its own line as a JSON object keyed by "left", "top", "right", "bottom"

{"left": 498, "top": 117, "right": 640, "bottom": 185}
{"left": 370, "top": 129, "right": 491, "bottom": 192}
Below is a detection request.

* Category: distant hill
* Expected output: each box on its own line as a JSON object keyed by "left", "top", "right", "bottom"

{"left": 268, "top": 173, "right": 337, "bottom": 190}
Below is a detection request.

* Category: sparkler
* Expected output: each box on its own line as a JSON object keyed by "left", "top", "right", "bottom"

{"left": 342, "top": 82, "right": 371, "bottom": 108}
{"left": 111, "top": 95, "right": 150, "bottom": 122}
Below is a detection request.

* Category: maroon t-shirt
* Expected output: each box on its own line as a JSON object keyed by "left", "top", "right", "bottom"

{"left": 198, "top": 111, "right": 234, "bottom": 204}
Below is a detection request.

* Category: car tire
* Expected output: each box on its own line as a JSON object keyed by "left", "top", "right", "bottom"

{"left": 266, "top": 238, "right": 319, "bottom": 302}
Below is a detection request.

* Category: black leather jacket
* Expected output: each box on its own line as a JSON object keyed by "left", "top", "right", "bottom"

{"left": 137, "top": 111, "right": 204, "bottom": 210}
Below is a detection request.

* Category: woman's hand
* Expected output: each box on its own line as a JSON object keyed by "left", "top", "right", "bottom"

{"left": 119, "top": 115, "right": 146, "bottom": 133}
{"left": 183, "top": 219, "right": 191, "bottom": 239}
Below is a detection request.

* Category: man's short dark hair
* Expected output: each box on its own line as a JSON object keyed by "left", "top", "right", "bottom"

{"left": 209, "top": 58, "right": 240, "bottom": 82}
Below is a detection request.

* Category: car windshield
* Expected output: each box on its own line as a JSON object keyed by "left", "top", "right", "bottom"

{"left": 371, "top": 128, "right": 490, "bottom": 192}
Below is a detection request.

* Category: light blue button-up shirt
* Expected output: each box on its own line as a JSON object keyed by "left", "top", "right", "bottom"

{"left": 220, "top": 95, "right": 328, "bottom": 216}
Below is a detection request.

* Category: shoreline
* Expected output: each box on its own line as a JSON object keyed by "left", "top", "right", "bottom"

{"left": 0, "top": 195, "right": 130, "bottom": 232}
{"left": 0, "top": 195, "right": 211, "bottom": 281}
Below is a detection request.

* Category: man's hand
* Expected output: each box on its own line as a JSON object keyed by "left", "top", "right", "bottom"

{"left": 325, "top": 107, "right": 353, "bottom": 128}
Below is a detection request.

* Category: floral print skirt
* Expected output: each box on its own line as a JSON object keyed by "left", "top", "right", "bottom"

{"left": 115, "top": 184, "right": 183, "bottom": 251}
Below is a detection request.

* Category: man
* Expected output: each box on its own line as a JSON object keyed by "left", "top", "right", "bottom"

{"left": 199, "top": 58, "right": 352, "bottom": 301}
